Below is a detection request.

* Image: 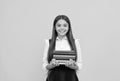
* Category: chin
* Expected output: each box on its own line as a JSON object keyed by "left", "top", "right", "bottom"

{"left": 59, "top": 33, "right": 66, "bottom": 36}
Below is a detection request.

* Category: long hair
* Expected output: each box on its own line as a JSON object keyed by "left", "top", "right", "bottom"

{"left": 47, "top": 15, "right": 77, "bottom": 63}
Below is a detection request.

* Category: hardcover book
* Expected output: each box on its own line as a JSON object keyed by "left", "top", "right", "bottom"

{"left": 52, "top": 50, "right": 76, "bottom": 64}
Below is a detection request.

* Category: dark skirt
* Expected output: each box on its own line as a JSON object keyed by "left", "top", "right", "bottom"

{"left": 46, "top": 65, "right": 79, "bottom": 81}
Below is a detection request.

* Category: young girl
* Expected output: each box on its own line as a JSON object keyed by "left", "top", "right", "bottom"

{"left": 43, "top": 15, "right": 82, "bottom": 81}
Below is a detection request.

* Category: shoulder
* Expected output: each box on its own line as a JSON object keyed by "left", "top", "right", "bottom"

{"left": 74, "top": 38, "right": 81, "bottom": 46}
{"left": 74, "top": 38, "right": 80, "bottom": 42}
{"left": 44, "top": 39, "right": 50, "bottom": 45}
{"left": 44, "top": 37, "right": 51, "bottom": 41}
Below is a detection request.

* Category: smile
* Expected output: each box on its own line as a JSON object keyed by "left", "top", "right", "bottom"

{"left": 59, "top": 30, "right": 66, "bottom": 33}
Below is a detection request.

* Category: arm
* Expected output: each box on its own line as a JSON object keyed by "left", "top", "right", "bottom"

{"left": 42, "top": 39, "right": 49, "bottom": 71}
{"left": 42, "top": 39, "right": 58, "bottom": 71}
{"left": 75, "top": 39, "right": 83, "bottom": 70}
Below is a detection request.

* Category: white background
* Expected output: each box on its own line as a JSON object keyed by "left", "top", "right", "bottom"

{"left": 0, "top": 0, "right": 120, "bottom": 81}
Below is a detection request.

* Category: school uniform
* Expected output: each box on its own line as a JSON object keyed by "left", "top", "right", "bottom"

{"left": 42, "top": 36, "right": 83, "bottom": 81}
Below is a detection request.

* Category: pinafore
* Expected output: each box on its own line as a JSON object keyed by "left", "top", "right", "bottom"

{"left": 46, "top": 39, "right": 79, "bottom": 81}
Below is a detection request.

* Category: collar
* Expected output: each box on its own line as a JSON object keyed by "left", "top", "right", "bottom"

{"left": 56, "top": 36, "right": 67, "bottom": 40}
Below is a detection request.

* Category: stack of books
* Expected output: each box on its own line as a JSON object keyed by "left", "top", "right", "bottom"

{"left": 52, "top": 50, "right": 76, "bottom": 65}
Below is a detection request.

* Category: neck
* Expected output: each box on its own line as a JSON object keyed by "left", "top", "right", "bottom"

{"left": 58, "top": 35, "right": 66, "bottom": 40}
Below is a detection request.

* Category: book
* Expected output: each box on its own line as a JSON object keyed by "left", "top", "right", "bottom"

{"left": 52, "top": 50, "right": 76, "bottom": 65}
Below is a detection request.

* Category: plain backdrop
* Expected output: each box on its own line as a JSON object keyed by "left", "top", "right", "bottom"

{"left": 0, "top": 0, "right": 120, "bottom": 81}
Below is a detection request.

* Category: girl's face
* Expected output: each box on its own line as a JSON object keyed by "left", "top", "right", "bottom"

{"left": 55, "top": 19, "right": 69, "bottom": 36}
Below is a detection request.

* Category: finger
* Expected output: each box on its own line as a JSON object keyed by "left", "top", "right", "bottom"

{"left": 68, "top": 61, "right": 72, "bottom": 64}
{"left": 56, "top": 63, "right": 60, "bottom": 66}
{"left": 67, "top": 61, "right": 70, "bottom": 66}
{"left": 52, "top": 61, "right": 56, "bottom": 65}
{"left": 50, "top": 61, "right": 54, "bottom": 65}
{"left": 69, "top": 61, "right": 74, "bottom": 66}
{"left": 54, "top": 62, "right": 58, "bottom": 66}
{"left": 69, "top": 59, "right": 72, "bottom": 61}
{"left": 65, "top": 61, "right": 68, "bottom": 66}
{"left": 52, "top": 59, "right": 56, "bottom": 62}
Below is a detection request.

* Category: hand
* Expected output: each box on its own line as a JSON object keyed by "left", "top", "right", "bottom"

{"left": 50, "top": 59, "right": 60, "bottom": 67}
{"left": 46, "top": 59, "right": 60, "bottom": 70}
{"left": 65, "top": 59, "right": 74, "bottom": 66}
{"left": 65, "top": 59, "right": 76, "bottom": 69}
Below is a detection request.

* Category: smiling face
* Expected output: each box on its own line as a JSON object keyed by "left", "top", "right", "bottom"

{"left": 55, "top": 19, "right": 69, "bottom": 36}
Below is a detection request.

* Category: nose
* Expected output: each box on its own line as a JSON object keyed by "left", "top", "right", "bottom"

{"left": 60, "top": 25, "right": 65, "bottom": 29}
{"left": 60, "top": 27, "right": 65, "bottom": 30}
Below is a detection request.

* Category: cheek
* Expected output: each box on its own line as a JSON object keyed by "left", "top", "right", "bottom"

{"left": 55, "top": 26, "right": 59, "bottom": 31}
{"left": 55, "top": 27, "right": 60, "bottom": 33}
{"left": 66, "top": 27, "right": 69, "bottom": 31}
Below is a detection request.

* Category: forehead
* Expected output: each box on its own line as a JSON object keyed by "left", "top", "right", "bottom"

{"left": 56, "top": 19, "right": 68, "bottom": 24}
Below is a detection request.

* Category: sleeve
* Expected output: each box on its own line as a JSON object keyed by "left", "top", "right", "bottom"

{"left": 75, "top": 39, "right": 83, "bottom": 71}
{"left": 42, "top": 39, "right": 49, "bottom": 73}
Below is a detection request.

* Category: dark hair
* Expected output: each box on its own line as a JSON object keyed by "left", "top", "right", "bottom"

{"left": 47, "top": 15, "right": 77, "bottom": 63}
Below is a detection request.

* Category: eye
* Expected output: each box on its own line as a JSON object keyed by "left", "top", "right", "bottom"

{"left": 57, "top": 24, "right": 61, "bottom": 27}
{"left": 63, "top": 24, "right": 67, "bottom": 27}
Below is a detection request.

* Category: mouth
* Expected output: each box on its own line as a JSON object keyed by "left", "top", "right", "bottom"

{"left": 59, "top": 30, "right": 66, "bottom": 33}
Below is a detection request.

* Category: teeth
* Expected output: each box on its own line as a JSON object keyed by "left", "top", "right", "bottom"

{"left": 60, "top": 30, "right": 65, "bottom": 32}
{"left": 58, "top": 30, "right": 66, "bottom": 33}
{"left": 60, "top": 31, "right": 65, "bottom": 33}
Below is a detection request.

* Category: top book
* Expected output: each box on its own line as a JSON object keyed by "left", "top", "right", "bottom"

{"left": 52, "top": 50, "right": 76, "bottom": 60}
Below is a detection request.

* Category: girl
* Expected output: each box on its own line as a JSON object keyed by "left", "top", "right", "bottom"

{"left": 43, "top": 15, "right": 82, "bottom": 81}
